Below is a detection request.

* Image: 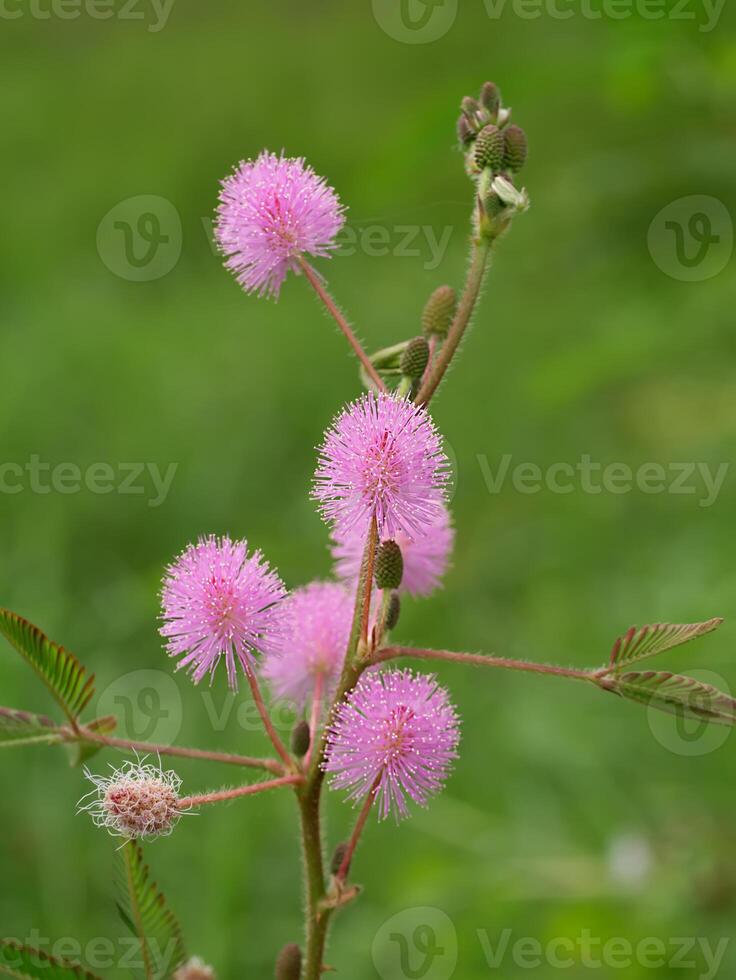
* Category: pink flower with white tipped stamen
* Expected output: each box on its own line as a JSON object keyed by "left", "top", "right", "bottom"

{"left": 215, "top": 151, "right": 345, "bottom": 299}
{"left": 160, "top": 535, "right": 288, "bottom": 688}
{"left": 261, "top": 581, "right": 353, "bottom": 707}
{"left": 323, "top": 669, "right": 460, "bottom": 821}
{"left": 78, "top": 759, "right": 183, "bottom": 840}
{"left": 313, "top": 391, "right": 450, "bottom": 542}
{"left": 332, "top": 504, "right": 454, "bottom": 597}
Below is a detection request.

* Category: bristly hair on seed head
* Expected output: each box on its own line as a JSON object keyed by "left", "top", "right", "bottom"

{"left": 323, "top": 669, "right": 461, "bottom": 821}
{"left": 160, "top": 535, "right": 289, "bottom": 689}
{"left": 312, "top": 391, "right": 450, "bottom": 542}
{"left": 215, "top": 151, "right": 346, "bottom": 300}
{"left": 78, "top": 758, "right": 184, "bottom": 841}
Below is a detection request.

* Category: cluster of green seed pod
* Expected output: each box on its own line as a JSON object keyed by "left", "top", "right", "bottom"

{"left": 457, "top": 80, "right": 528, "bottom": 178}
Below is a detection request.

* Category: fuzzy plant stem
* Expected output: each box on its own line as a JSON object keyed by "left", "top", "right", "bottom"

{"left": 298, "top": 518, "right": 380, "bottom": 979}
{"left": 71, "top": 727, "right": 284, "bottom": 775}
{"left": 414, "top": 239, "right": 491, "bottom": 407}
{"left": 246, "top": 667, "right": 295, "bottom": 771}
{"left": 298, "top": 257, "right": 387, "bottom": 393}
{"left": 335, "top": 778, "right": 380, "bottom": 881}
{"left": 371, "top": 645, "right": 599, "bottom": 683}
{"left": 180, "top": 775, "right": 303, "bottom": 809}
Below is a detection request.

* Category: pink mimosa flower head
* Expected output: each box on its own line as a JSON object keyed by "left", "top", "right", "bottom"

{"left": 323, "top": 669, "right": 460, "bottom": 821}
{"left": 313, "top": 391, "right": 450, "bottom": 542}
{"left": 332, "top": 503, "right": 455, "bottom": 597}
{"left": 215, "top": 151, "right": 345, "bottom": 299}
{"left": 160, "top": 535, "right": 288, "bottom": 689}
{"left": 78, "top": 759, "right": 183, "bottom": 840}
{"left": 261, "top": 581, "right": 353, "bottom": 707}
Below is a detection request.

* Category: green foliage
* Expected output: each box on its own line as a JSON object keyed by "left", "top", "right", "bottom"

{"left": 65, "top": 715, "right": 118, "bottom": 768}
{"left": 0, "top": 941, "right": 102, "bottom": 979}
{"left": 0, "top": 610, "right": 94, "bottom": 725}
{"left": 608, "top": 671, "right": 736, "bottom": 726}
{"left": 608, "top": 618, "right": 724, "bottom": 670}
{"left": 115, "top": 841, "right": 187, "bottom": 980}
{"left": 0, "top": 707, "right": 63, "bottom": 750}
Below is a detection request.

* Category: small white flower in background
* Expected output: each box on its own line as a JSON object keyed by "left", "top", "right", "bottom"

{"left": 78, "top": 758, "right": 183, "bottom": 840}
{"left": 173, "top": 957, "right": 216, "bottom": 980}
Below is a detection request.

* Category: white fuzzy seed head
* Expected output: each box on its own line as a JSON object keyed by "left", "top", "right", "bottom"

{"left": 78, "top": 760, "right": 183, "bottom": 840}
{"left": 173, "top": 957, "right": 216, "bottom": 980}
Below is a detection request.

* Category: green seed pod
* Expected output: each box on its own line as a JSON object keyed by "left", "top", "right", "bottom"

{"left": 473, "top": 124, "right": 505, "bottom": 173}
{"left": 291, "top": 720, "right": 310, "bottom": 758}
{"left": 375, "top": 540, "right": 404, "bottom": 591}
{"left": 275, "top": 944, "right": 302, "bottom": 980}
{"left": 330, "top": 842, "right": 349, "bottom": 876}
{"left": 422, "top": 285, "right": 456, "bottom": 338}
{"left": 503, "top": 124, "right": 528, "bottom": 172}
{"left": 480, "top": 81, "right": 501, "bottom": 117}
{"left": 400, "top": 336, "right": 430, "bottom": 380}
{"left": 385, "top": 592, "right": 401, "bottom": 631}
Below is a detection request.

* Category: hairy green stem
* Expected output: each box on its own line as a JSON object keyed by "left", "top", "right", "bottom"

{"left": 370, "top": 645, "right": 599, "bottom": 683}
{"left": 414, "top": 238, "right": 491, "bottom": 407}
{"left": 180, "top": 775, "right": 303, "bottom": 809}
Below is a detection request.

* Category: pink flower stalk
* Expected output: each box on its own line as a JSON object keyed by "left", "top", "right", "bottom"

{"left": 324, "top": 669, "right": 460, "bottom": 821}
{"left": 215, "top": 151, "right": 345, "bottom": 299}
{"left": 332, "top": 504, "right": 454, "bottom": 597}
{"left": 160, "top": 535, "right": 288, "bottom": 689}
{"left": 313, "top": 391, "right": 450, "bottom": 543}
{"left": 261, "top": 581, "right": 353, "bottom": 706}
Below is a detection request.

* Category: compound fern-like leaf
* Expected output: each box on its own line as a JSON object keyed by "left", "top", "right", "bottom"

{"left": 608, "top": 670, "right": 736, "bottom": 726}
{"left": 0, "top": 609, "right": 95, "bottom": 724}
{"left": 0, "top": 940, "right": 103, "bottom": 979}
{"left": 609, "top": 618, "right": 723, "bottom": 670}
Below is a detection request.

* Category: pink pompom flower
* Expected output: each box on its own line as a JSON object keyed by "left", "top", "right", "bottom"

{"left": 323, "top": 669, "right": 460, "bottom": 821}
{"left": 261, "top": 581, "right": 353, "bottom": 707}
{"left": 332, "top": 504, "right": 454, "bottom": 597}
{"left": 160, "top": 535, "right": 288, "bottom": 689}
{"left": 215, "top": 151, "right": 345, "bottom": 299}
{"left": 313, "top": 391, "right": 450, "bottom": 543}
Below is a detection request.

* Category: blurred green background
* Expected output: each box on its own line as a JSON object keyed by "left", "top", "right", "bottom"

{"left": 2, "top": 1, "right": 736, "bottom": 977}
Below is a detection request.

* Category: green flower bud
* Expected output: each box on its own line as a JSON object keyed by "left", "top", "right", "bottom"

{"left": 291, "top": 720, "right": 310, "bottom": 758}
{"left": 330, "top": 842, "right": 349, "bottom": 876}
{"left": 385, "top": 592, "right": 401, "bottom": 631}
{"left": 275, "top": 944, "right": 302, "bottom": 980}
{"left": 480, "top": 81, "right": 501, "bottom": 117}
{"left": 473, "top": 124, "right": 505, "bottom": 173}
{"left": 400, "top": 337, "right": 430, "bottom": 380}
{"left": 375, "top": 540, "right": 404, "bottom": 591}
{"left": 461, "top": 96, "right": 480, "bottom": 120}
{"left": 456, "top": 114, "right": 474, "bottom": 145}
{"left": 422, "top": 285, "right": 456, "bottom": 338}
{"left": 503, "top": 124, "right": 528, "bottom": 172}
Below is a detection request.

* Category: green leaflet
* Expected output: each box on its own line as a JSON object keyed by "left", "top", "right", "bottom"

{"left": 0, "top": 609, "right": 95, "bottom": 724}
{"left": 116, "top": 841, "right": 187, "bottom": 980}
{"left": 608, "top": 618, "right": 723, "bottom": 670}
{"left": 0, "top": 941, "right": 102, "bottom": 980}
{"left": 610, "top": 670, "right": 736, "bottom": 726}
